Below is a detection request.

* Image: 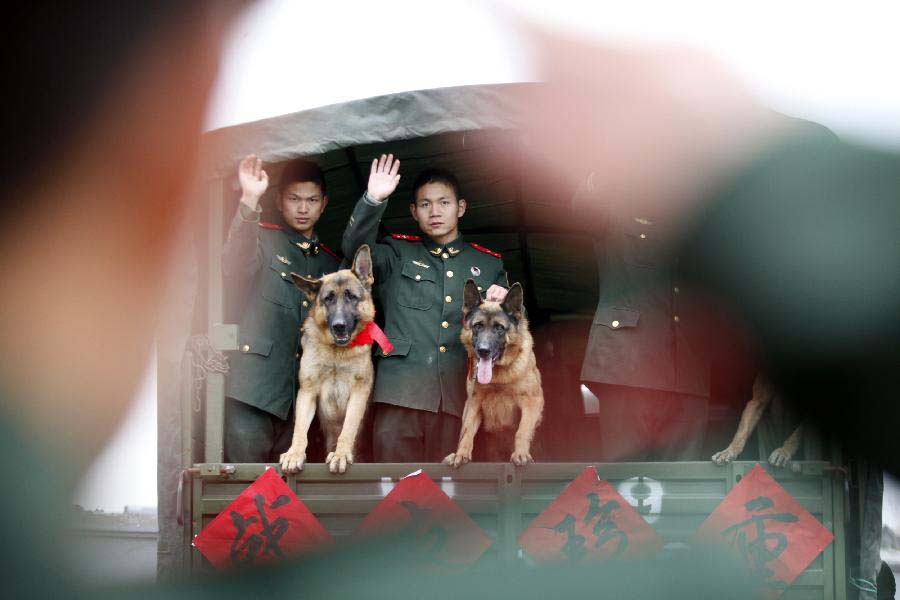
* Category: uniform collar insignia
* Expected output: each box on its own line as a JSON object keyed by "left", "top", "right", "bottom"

{"left": 447, "top": 246, "right": 461, "bottom": 256}
{"left": 276, "top": 254, "right": 291, "bottom": 265}
{"left": 424, "top": 233, "right": 464, "bottom": 255}
{"left": 293, "top": 237, "right": 320, "bottom": 256}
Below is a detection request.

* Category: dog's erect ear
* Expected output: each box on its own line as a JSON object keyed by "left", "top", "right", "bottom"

{"left": 290, "top": 273, "right": 322, "bottom": 300}
{"left": 501, "top": 282, "right": 524, "bottom": 318}
{"left": 352, "top": 244, "right": 374, "bottom": 288}
{"left": 463, "top": 279, "right": 482, "bottom": 315}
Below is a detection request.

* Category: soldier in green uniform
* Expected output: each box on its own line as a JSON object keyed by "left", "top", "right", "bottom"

{"left": 342, "top": 155, "right": 510, "bottom": 462}
{"left": 573, "top": 173, "right": 710, "bottom": 462}
{"left": 223, "top": 155, "right": 340, "bottom": 463}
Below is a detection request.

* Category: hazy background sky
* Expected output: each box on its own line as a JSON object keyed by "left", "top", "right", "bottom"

{"left": 75, "top": 0, "right": 900, "bottom": 518}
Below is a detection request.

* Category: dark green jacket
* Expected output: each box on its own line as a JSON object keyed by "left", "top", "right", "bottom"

{"left": 342, "top": 194, "right": 508, "bottom": 416}
{"left": 579, "top": 194, "right": 710, "bottom": 398}
{"left": 223, "top": 204, "right": 340, "bottom": 419}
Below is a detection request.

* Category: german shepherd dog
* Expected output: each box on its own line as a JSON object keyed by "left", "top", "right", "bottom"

{"left": 444, "top": 280, "right": 544, "bottom": 467}
{"left": 279, "top": 245, "right": 375, "bottom": 474}
{"left": 712, "top": 373, "right": 803, "bottom": 468}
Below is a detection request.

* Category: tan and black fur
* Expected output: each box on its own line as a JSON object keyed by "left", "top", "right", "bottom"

{"left": 279, "top": 245, "right": 375, "bottom": 474}
{"left": 444, "top": 280, "right": 544, "bottom": 467}
{"left": 712, "top": 374, "right": 803, "bottom": 468}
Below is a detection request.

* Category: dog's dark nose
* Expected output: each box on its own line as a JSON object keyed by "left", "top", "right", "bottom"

{"left": 476, "top": 346, "right": 491, "bottom": 359}
{"left": 332, "top": 321, "right": 347, "bottom": 335}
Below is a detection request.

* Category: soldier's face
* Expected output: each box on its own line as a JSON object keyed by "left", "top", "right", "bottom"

{"left": 277, "top": 181, "right": 328, "bottom": 236}
{"left": 410, "top": 182, "right": 467, "bottom": 243}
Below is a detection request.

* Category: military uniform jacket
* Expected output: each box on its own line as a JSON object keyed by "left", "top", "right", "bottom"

{"left": 223, "top": 204, "right": 340, "bottom": 419}
{"left": 342, "top": 194, "right": 508, "bottom": 416}
{"left": 580, "top": 201, "right": 711, "bottom": 399}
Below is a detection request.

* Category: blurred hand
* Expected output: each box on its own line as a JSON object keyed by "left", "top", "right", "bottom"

{"left": 367, "top": 153, "right": 401, "bottom": 202}
{"left": 238, "top": 154, "right": 268, "bottom": 208}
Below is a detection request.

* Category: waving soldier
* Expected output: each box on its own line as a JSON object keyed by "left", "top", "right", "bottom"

{"left": 223, "top": 155, "right": 340, "bottom": 463}
{"left": 343, "top": 154, "right": 510, "bottom": 462}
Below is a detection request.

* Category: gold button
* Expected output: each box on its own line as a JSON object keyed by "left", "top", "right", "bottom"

{"left": 241, "top": 344, "right": 250, "bottom": 352}
{"left": 445, "top": 295, "right": 452, "bottom": 303}
{"left": 295, "top": 353, "right": 300, "bottom": 359}
{"left": 307, "top": 274, "right": 312, "bottom": 278}
{"left": 442, "top": 253, "right": 449, "bottom": 259}
{"left": 280, "top": 271, "right": 287, "bottom": 277}
{"left": 441, "top": 321, "right": 449, "bottom": 329}
{"left": 673, "top": 286, "right": 680, "bottom": 294}
{"left": 415, "top": 274, "right": 421, "bottom": 281}
{"left": 611, "top": 320, "right": 620, "bottom": 328}
{"left": 673, "top": 315, "right": 680, "bottom": 323}
{"left": 639, "top": 233, "right": 647, "bottom": 239}
{"left": 439, "top": 345, "right": 447, "bottom": 353}
{"left": 302, "top": 300, "right": 309, "bottom": 308}
{"left": 477, "top": 286, "right": 483, "bottom": 291}
{"left": 446, "top": 270, "right": 454, "bottom": 278}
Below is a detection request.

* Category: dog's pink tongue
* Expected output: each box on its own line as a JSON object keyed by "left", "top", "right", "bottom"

{"left": 476, "top": 357, "right": 493, "bottom": 384}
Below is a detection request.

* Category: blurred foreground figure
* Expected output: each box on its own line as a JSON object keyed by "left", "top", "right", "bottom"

{"left": 521, "top": 26, "right": 900, "bottom": 476}
{"left": 0, "top": 1, "right": 247, "bottom": 596}
{"left": 0, "top": 5, "right": 896, "bottom": 598}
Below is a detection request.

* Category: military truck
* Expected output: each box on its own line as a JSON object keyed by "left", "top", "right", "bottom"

{"left": 157, "top": 83, "right": 865, "bottom": 599}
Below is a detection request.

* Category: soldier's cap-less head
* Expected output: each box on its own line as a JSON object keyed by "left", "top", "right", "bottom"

{"left": 409, "top": 168, "right": 467, "bottom": 246}
{"left": 277, "top": 160, "right": 329, "bottom": 237}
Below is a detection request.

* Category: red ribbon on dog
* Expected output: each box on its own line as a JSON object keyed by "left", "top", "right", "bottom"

{"left": 348, "top": 321, "right": 393, "bottom": 354}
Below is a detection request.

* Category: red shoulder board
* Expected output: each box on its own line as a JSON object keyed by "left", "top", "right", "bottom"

{"left": 259, "top": 222, "right": 282, "bottom": 230}
{"left": 390, "top": 233, "right": 423, "bottom": 242}
{"left": 469, "top": 242, "right": 501, "bottom": 259}
{"left": 319, "top": 243, "right": 340, "bottom": 261}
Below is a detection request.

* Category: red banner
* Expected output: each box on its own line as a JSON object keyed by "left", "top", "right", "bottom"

{"left": 193, "top": 467, "right": 332, "bottom": 570}
{"left": 691, "top": 464, "right": 834, "bottom": 598}
{"left": 354, "top": 470, "right": 493, "bottom": 570}
{"left": 518, "top": 466, "right": 664, "bottom": 563}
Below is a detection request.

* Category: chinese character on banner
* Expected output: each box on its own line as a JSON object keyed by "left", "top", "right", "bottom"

{"left": 193, "top": 467, "right": 332, "bottom": 570}
{"left": 691, "top": 464, "right": 834, "bottom": 598}
{"left": 518, "top": 466, "right": 664, "bottom": 564}
{"left": 354, "top": 470, "right": 493, "bottom": 570}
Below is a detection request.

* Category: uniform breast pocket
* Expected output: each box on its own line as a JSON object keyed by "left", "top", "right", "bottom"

{"left": 396, "top": 262, "right": 436, "bottom": 310}
{"left": 622, "top": 222, "right": 662, "bottom": 268}
{"left": 262, "top": 255, "right": 297, "bottom": 309}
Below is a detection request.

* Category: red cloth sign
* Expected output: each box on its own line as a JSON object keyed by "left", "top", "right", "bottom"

{"left": 518, "top": 466, "right": 664, "bottom": 563}
{"left": 193, "top": 467, "right": 332, "bottom": 570}
{"left": 690, "top": 464, "right": 834, "bottom": 598}
{"left": 354, "top": 470, "right": 493, "bottom": 570}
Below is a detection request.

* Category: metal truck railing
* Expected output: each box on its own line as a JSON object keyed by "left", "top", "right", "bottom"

{"left": 185, "top": 460, "right": 847, "bottom": 600}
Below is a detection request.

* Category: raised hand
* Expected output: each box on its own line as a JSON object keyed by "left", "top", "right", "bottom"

{"left": 238, "top": 154, "right": 268, "bottom": 208}
{"left": 366, "top": 153, "right": 401, "bottom": 202}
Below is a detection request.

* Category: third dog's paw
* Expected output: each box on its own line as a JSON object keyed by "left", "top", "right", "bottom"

{"left": 711, "top": 447, "right": 738, "bottom": 465}
{"left": 510, "top": 449, "right": 533, "bottom": 466}
{"left": 768, "top": 447, "right": 793, "bottom": 468}
{"left": 279, "top": 447, "right": 307, "bottom": 473}
{"left": 443, "top": 450, "right": 471, "bottom": 468}
{"left": 326, "top": 450, "right": 353, "bottom": 474}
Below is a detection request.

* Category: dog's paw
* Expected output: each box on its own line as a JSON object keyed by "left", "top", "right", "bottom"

{"left": 443, "top": 450, "right": 471, "bottom": 468}
{"left": 510, "top": 449, "right": 533, "bottom": 466}
{"left": 768, "top": 447, "right": 794, "bottom": 468}
{"left": 326, "top": 450, "right": 353, "bottom": 474}
{"left": 279, "top": 447, "right": 307, "bottom": 473}
{"left": 711, "top": 447, "right": 738, "bottom": 465}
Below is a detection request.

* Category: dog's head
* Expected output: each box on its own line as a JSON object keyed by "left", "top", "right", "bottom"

{"left": 460, "top": 279, "right": 525, "bottom": 384}
{"left": 291, "top": 245, "right": 375, "bottom": 346}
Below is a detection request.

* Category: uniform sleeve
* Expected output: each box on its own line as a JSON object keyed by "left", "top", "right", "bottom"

{"left": 222, "top": 202, "right": 263, "bottom": 278}
{"left": 492, "top": 263, "right": 511, "bottom": 290}
{"left": 341, "top": 193, "right": 399, "bottom": 281}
